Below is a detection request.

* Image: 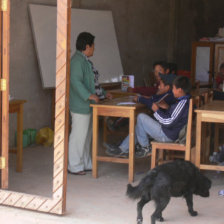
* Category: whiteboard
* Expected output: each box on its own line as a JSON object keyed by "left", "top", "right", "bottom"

{"left": 29, "top": 5, "right": 123, "bottom": 88}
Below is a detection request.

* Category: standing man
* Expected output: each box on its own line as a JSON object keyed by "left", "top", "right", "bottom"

{"left": 68, "top": 32, "right": 112, "bottom": 175}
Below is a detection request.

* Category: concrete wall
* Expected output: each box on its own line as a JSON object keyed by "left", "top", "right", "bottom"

{"left": 174, "top": 0, "right": 224, "bottom": 70}
{"left": 72, "top": 0, "right": 172, "bottom": 85}
{"left": 9, "top": 0, "right": 57, "bottom": 146}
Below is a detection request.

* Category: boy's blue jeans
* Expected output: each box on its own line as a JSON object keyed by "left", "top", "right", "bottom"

{"left": 119, "top": 113, "right": 172, "bottom": 153}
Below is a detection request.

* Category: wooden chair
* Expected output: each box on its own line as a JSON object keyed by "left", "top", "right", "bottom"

{"left": 151, "top": 98, "right": 193, "bottom": 168}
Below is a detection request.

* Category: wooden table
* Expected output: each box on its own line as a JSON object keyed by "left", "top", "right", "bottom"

{"left": 195, "top": 100, "right": 224, "bottom": 171}
{"left": 90, "top": 96, "right": 146, "bottom": 183}
{"left": 9, "top": 99, "right": 26, "bottom": 172}
{"left": 103, "top": 90, "right": 138, "bottom": 142}
{"left": 108, "top": 89, "right": 138, "bottom": 98}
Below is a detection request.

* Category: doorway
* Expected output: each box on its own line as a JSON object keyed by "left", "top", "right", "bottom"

{"left": 0, "top": 0, "right": 71, "bottom": 214}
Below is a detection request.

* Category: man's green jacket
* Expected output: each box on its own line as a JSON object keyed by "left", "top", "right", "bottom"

{"left": 69, "top": 50, "right": 105, "bottom": 114}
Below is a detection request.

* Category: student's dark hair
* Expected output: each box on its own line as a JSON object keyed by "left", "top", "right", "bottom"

{"left": 167, "top": 62, "right": 177, "bottom": 74}
{"left": 173, "top": 76, "right": 191, "bottom": 94}
{"left": 160, "top": 79, "right": 172, "bottom": 88}
{"left": 219, "top": 62, "right": 224, "bottom": 70}
{"left": 76, "top": 32, "right": 95, "bottom": 51}
{"left": 153, "top": 61, "right": 168, "bottom": 70}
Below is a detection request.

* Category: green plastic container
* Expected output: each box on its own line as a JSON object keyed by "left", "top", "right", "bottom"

{"left": 15, "top": 129, "right": 37, "bottom": 148}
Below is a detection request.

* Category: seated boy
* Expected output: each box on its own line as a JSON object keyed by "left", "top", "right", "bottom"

{"left": 134, "top": 73, "right": 177, "bottom": 110}
{"left": 127, "top": 61, "right": 168, "bottom": 96}
{"left": 107, "top": 73, "right": 176, "bottom": 131}
{"left": 105, "top": 76, "right": 191, "bottom": 158}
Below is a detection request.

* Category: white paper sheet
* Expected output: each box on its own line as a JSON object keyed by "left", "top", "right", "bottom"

{"left": 117, "top": 102, "right": 136, "bottom": 105}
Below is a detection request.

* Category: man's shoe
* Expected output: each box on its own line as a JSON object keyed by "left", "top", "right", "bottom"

{"left": 104, "top": 143, "right": 122, "bottom": 156}
{"left": 135, "top": 143, "right": 142, "bottom": 152}
{"left": 68, "top": 170, "right": 86, "bottom": 175}
{"left": 115, "top": 151, "right": 129, "bottom": 158}
{"left": 135, "top": 145, "right": 152, "bottom": 158}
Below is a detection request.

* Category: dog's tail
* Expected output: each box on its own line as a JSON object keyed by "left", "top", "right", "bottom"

{"left": 126, "top": 169, "right": 157, "bottom": 199}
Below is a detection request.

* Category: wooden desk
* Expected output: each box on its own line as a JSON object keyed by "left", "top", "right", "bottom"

{"left": 110, "top": 88, "right": 211, "bottom": 97}
{"left": 108, "top": 89, "right": 138, "bottom": 98}
{"left": 195, "top": 100, "right": 224, "bottom": 171}
{"left": 90, "top": 96, "right": 146, "bottom": 183}
{"left": 9, "top": 100, "right": 26, "bottom": 172}
{"left": 103, "top": 90, "right": 138, "bottom": 142}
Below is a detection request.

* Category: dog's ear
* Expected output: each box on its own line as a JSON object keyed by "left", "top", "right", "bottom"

{"left": 194, "top": 172, "right": 211, "bottom": 197}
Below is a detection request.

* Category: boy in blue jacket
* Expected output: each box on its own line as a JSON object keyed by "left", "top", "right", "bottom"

{"left": 107, "top": 73, "right": 176, "bottom": 131}
{"left": 105, "top": 76, "right": 191, "bottom": 158}
{"left": 134, "top": 73, "right": 177, "bottom": 110}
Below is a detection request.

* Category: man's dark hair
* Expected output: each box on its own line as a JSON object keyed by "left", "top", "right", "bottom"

{"left": 173, "top": 76, "right": 191, "bottom": 94}
{"left": 160, "top": 74, "right": 177, "bottom": 88}
{"left": 160, "top": 79, "right": 172, "bottom": 89}
{"left": 167, "top": 62, "right": 177, "bottom": 74}
{"left": 153, "top": 61, "right": 168, "bottom": 71}
{"left": 76, "top": 32, "right": 95, "bottom": 51}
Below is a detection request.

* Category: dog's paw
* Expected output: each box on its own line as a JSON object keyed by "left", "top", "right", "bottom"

{"left": 157, "top": 217, "right": 164, "bottom": 222}
{"left": 137, "top": 218, "right": 143, "bottom": 224}
{"left": 190, "top": 210, "right": 198, "bottom": 216}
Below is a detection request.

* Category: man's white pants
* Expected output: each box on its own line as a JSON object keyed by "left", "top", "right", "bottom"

{"left": 68, "top": 112, "right": 92, "bottom": 173}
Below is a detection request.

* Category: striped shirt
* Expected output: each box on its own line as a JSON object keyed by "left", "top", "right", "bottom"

{"left": 83, "top": 53, "right": 105, "bottom": 100}
{"left": 153, "top": 94, "right": 191, "bottom": 140}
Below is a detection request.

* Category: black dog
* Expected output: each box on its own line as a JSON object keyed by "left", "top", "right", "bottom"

{"left": 126, "top": 160, "right": 211, "bottom": 224}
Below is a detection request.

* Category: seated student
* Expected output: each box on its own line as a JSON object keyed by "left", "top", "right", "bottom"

{"left": 213, "top": 62, "right": 224, "bottom": 100}
{"left": 105, "top": 76, "right": 191, "bottom": 158}
{"left": 107, "top": 73, "right": 176, "bottom": 131}
{"left": 134, "top": 73, "right": 177, "bottom": 110}
{"left": 127, "top": 61, "right": 168, "bottom": 96}
{"left": 106, "top": 62, "right": 169, "bottom": 131}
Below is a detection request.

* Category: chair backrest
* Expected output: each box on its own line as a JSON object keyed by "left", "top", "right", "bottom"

{"left": 200, "top": 89, "right": 213, "bottom": 106}
{"left": 208, "top": 90, "right": 213, "bottom": 102}
{"left": 175, "top": 98, "right": 194, "bottom": 146}
{"left": 185, "top": 99, "right": 193, "bottom": 155}
{"left": 194, "top": 95, "right": 200, "bottom": 108}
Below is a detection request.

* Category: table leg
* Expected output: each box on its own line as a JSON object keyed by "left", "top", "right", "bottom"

{"left": 201, "top": 123, "right": 206, "bottom": 163}
{"left": 195, "top": 113, "right": 202, "bottom": 168}
{"left": 103, "top": 117, "right": 107, "bottom": 143}
{"left": 92, "top": 107, "right": 99, "bottom": 178}
{"left": 128, "top": 110, "right": 135, "bottom": 183}
{"left": 205, "top": 123, "right": 211, "bottom": 163}
{"left": 214, "top": 124, "right": 219, "bottom": 152}
{"left": 16, "top": 104, "right": 23, "bottom": 172}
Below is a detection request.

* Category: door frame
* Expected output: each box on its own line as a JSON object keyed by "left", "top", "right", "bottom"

{"left": 1, "top": 0, "right": 10, "bottom": 189}
{"left": 191, "top": 41, "right": 214, "bottom": 86}
{"left": 0, "top": 0, "right": 71, "bottom": 214}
